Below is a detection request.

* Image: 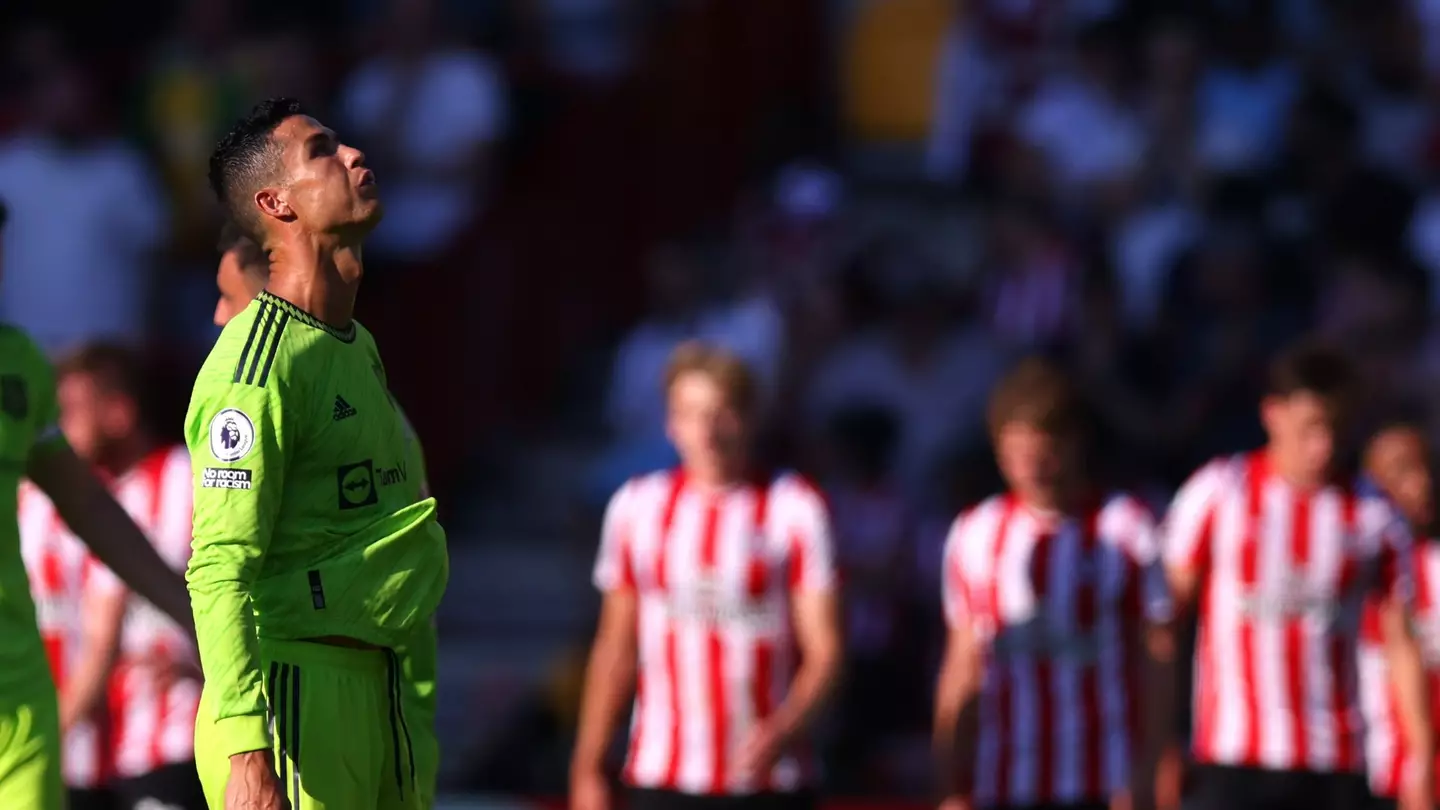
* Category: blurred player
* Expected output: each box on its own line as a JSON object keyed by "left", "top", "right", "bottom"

{"left": 56, "top": 345, "right": 205, "bottom": 809}
{"left": 212, "top": 222, "right": 268, "bottom": 329}
{"left": 933, "top": 358, "right": 1177, "bottom": 810}
{"left": 211, "top": 219, "right": 440, "bottom": 809}
{"left": 1163, "top": 343, "right": 1433, "bottom": 810}
{"left": 1360, "top": 421, "right": 1440, "bottom": 810}
{"left": 0, "top": 199, "right": 194, "bottom": 810}
{"left": 19, "top": 448, "right": 125, "bottom": 810}
{"left": 571, "top": 342, "right": 842, "bottom": 810}
{"left": 192, "top": 98, "right": 448, "bottom": 810}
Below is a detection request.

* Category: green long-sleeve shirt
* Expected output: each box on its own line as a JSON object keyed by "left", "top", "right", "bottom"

{"left": 185, "top": 292, "right": 449, "bottom": 757}
{"left": 0, "top": 326, "right": 64, "bottom": 695}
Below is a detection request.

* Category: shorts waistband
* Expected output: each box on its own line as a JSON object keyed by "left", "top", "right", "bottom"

{"left": 258, "top": 637, "right": 389, "bottom": 673}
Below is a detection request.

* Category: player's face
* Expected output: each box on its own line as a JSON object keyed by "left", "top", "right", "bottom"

{"left": 270, "top": 115, "right": 381, "bottom": 236}
{"left": 666, "top": 371, "right": 750, "bottom": 479}
{"left": 214, "top": 249, "right": 267, "bottom": 327}
{"left": 1367, "top": 428, "right": 1434, "bottom": 528}
{"left": 57, "top": 372, "right": 134, "bottom": 462}
{"left": 995, "top": 421, "right": 1074, "bottom": 506}
{"left": 1262, "top": 391, "right": 1343, "bottom": 481}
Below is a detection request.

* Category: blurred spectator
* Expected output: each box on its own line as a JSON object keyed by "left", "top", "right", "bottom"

{"left": 1194, "top": 4, "right": 1299, "bottom": 174}
{"left": 591, "top": 240, "right": 785, "bottom": 500}
{"left": 518, "top": 0, "right": 643, "bottom": 85}
{"left": 841, "top": 0, "right": 955, "bottom": 146}
{"left": 0, "top": 28, "right": 167, "bottom": 354}
{"left": 1014, "top": 19, "right": 1145, "bottom": 196}
{"left": 340, "top": 0, "right": 507, "bottom": 262}
{"left": 1316, "top": 255, "right": 1431, "bottom": 418}
{"left": 819, "top": 406, "right": 927, "bottom": 792}
{"left": 1344, "top": 0, "right": 1434, "bottom": 174}
{"left": 982, "top": 196, "right": 1088, "bottom": 350}
{"left": 805, "top": 242, "right": 1006, "bottom": 507}
{"left": 133, "top": 0, "right": 249, "bottom": 260}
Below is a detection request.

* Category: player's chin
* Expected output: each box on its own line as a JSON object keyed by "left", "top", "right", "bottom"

{"left": 354, "top": 199, "right": 384, "bottom": 231}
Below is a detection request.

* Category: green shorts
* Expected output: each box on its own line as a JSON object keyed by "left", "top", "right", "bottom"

{"left": 195, "top": 638, "right": 428, "bottom": 809}
{"left": 0, "top": 683, "right": 62, "bottom": 810}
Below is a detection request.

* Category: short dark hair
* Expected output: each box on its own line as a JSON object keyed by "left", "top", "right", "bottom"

{"left": 1267, "top": 340, "right": 1356, "bottom": 403}
{"left": 56, "top": 343, "right": 145, "bottom": 404}
{"left": 987, "top": 356, "right": 1083, "bottom": 438}
{"left": 208, "top": 98, "right": 308, "bottom": 240}
{"left": 217, "top": 220, "right": 268, "bottom": 278}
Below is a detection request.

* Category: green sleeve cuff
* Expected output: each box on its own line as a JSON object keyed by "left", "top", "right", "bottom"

{"left": 212, "top": 712, "right": 273, "bottom": 758}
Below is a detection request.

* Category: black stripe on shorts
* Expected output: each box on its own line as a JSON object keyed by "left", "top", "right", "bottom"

{"left": 290, "top": 663, "right": 302, "bottom": 806}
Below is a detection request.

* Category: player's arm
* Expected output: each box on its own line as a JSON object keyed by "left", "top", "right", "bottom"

{"left": 1161, "top": 462, "right": 1223, "bottom": 611}
{"left": 1376, "top": 515, "right": 1435, "bottom": 807}
{"left": 28, "top": 435, "right": 193, "bottom": 634}
{"left": 767, "top": 485, "right": 843, "bottom": 748}
{"left": 186, "top": 379, "right": 288, "bottom": 761}
{"left": 934, "top": 515, "right": 982, "bottom": 809}
{"left": 58, "top": 565, "right": 126, "bottom": 735}
{"left": 1122, "top": 502, "right": 1181, "bottom": 810}
{"left": 572, "top": 484, "right": 640, "bottom": 792}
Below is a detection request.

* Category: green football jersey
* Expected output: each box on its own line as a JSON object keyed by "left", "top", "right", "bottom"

{"left": 0, "top": 326, "right": 64, "bottom": 694}
{"left": 185, "top": 291, "right": 450, "bottom": 756}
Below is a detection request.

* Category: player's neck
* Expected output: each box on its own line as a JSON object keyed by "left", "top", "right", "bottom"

{"left": 1262, "top": 445, "right": 1331, "bottom": 491}
{"left": 1015, "top": 479, "right": 1087, "bottom": 520}
{"left": 681, "top": 457, "right": 755, "bottom": 492}
{"left": 267, "top": 239, "right": 363, "bottom": 329}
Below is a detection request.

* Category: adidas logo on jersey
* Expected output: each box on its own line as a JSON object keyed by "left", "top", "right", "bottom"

{"left": 333, "top": 395, "right": 357, "bottom": 421}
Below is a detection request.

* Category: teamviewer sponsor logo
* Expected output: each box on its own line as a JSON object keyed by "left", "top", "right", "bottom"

{"left": 337, "top": 460, "right": 379, "bottom": 509}
{"left": 201, "top": 467, "right": 253, "bottom": 490}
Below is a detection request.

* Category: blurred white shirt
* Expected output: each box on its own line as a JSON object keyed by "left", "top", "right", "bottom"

{"left": 1016, "top": 75, "right": 1146, "bottom": 189}
{"left": 806, "top": 327, "right": 1006, "bottom": 502}
{"left": 606, "top": 296, "right": 785, "bottom": 441}
{"left": 342, "top": 49, "right": 507, "bottom": 260}
{"left": 0, "top": 134, "right": 167, "bottom": 354}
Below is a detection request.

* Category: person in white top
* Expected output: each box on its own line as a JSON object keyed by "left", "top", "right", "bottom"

{"left": 1162, "top": 342, "right": 1433, "bottom": 810}
{"left": 933, "top": 357, "right": 1180, "bottom": 810}
{"left": 571, "top": 341, "right": 842, "bottom": 810}
{"left": 51, "top": 345, "right": 204, "bottom": 810}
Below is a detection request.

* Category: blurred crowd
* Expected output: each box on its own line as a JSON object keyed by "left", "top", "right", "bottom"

{"left": 584, "top": 0, "right": 1440, "bottom": 795}
{"left": 14, "top": 0, "right": 1440, "bottom": 799}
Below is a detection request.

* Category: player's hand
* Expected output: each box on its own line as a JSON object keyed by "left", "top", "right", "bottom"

{"left": 735, "top": 719, "right": 787, "bottom": 779}
{"left": 1154, "top": 744, "right": 1185, "bottom": 810}
{"left": 1401, "top": 759, "right": 1435, "bottom": 810}
{"left": 570, "top": 768, "right": 611, "bottom": 810}
{"left": 226, "top": 750, "right": 288, "bottom": 810}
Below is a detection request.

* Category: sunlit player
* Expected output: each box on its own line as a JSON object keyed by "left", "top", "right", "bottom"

{"left": 210, "top": 218, "right": 439, "bottom": 809}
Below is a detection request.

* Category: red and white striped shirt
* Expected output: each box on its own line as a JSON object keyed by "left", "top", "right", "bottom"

{"left": 18, "top": 481, "right": 121, "bottom": 788}
{"left": 1359, "top": 538, "right": 1440, "bottom": 799}
{"left": 593, "top": 469, "right": 837, "bottom": 796}
{"left": 1163, "top": 451, "right": 1410, "bottom": 774}
{"left": 942, "top": 493, "right": 1169, "bottom": 808}
{"left": 106, "top": 445, "right": 200, "bottom": 778}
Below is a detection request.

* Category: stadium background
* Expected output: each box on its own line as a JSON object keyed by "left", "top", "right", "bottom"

{"left": 5, "top": 0, "right": 1440, "bottom": 805}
